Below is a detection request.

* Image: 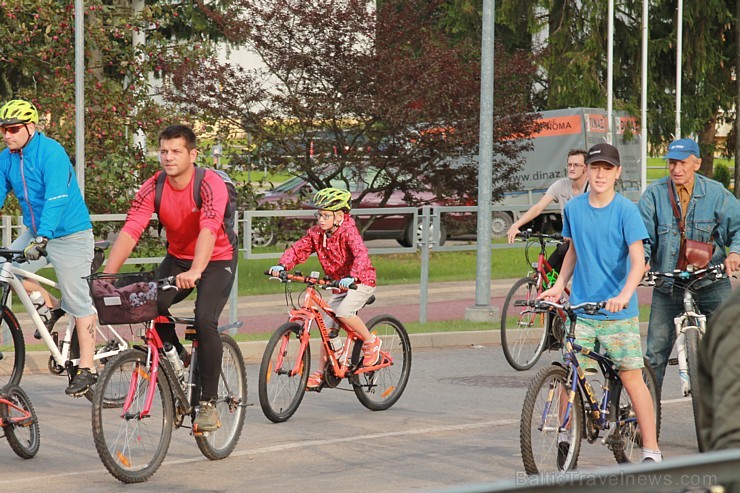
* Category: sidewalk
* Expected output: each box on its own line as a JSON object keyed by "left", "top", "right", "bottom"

{"left": 20, "top": 278, "right": 661, "bottom": 373}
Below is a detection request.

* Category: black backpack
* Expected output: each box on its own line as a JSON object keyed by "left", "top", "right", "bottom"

{"left": 154, "top": 167, "right": 238, "bottom": 250}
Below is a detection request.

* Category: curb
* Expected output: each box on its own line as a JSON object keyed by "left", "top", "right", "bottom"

{"left": 21, "top": 324, "right": 648, "bottom": 376}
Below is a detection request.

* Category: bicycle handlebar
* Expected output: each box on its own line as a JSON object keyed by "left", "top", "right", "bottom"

{"left": 264, "top": 270, "right": 358, "bottom": 290}
{"left": 514, "top": 299, "right": 607, "bottom": 316}
{"left": 515, "top": 229, "right": 563, "bottom": 242}
{"left": 645, "top": 263, "right": 726, "bottom": 285}
{"left": 0, "top": 248, "right": 44, "bottom": 263}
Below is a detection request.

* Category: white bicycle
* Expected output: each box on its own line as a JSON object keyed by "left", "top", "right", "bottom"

{"left": 0, "top": 243, "right": 135, "bottom": 400}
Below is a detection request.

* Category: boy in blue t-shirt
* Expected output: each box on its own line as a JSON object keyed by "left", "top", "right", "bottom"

{"left": 540, "top": 142, "right": 662, "bottom": 463}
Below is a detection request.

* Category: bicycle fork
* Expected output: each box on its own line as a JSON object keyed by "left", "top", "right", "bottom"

{"left": 673, "top": 292, "right": 706, "bottom": 396}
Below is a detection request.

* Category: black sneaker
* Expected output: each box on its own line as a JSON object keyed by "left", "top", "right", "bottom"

{"left": 65, "top": 368, "right": 97, "bottom": 397}
{"left": 557, "top": 441, "right": 570, "bottom": 470}
{"left": 34, "top": 307, "right": 65, "bottom": 340}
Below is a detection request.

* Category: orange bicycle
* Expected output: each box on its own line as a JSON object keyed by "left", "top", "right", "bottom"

{"left": 258, "top": 270, "right": 411, "bottom": 423}
{"left": 0, "top": 384, "right": 40, "bottom": 459}
{"left": 500, "top": 230, "right": 570, "bottom": 371}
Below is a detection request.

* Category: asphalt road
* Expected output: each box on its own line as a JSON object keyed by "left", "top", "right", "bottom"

{"left": 0, "top": 343, "right": 706, "bottom": 492}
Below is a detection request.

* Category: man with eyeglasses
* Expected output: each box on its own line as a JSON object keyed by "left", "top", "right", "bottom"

{"left": 0, "top": 98, "right": 99, "bottom": 397}
{"left": 507, "top": 149, "right": 589, "bottom": 272}
{"left": 639, "top": 137, "right": 740, "bottom": 393}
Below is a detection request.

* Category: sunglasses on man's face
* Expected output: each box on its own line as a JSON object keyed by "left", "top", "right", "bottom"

{"left": 0, "top": 125, "right": 25, "bottom": 135}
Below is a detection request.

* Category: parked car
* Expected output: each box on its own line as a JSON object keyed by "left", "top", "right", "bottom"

{"left": 252, "top": 168, "right": 452, "bottom": 247}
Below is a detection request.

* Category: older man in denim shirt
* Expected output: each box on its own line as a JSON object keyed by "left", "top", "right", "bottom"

{"left": 639, "top": 138, "right": 740, "bottom": 392}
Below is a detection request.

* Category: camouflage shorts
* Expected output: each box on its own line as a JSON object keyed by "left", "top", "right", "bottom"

{"left": 574, "top": 317, "right": 644, "bottom": 372}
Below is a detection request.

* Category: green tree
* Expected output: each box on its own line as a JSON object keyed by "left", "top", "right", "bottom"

{"left": 164, "top": 0, "right": 540, "bottom": 207}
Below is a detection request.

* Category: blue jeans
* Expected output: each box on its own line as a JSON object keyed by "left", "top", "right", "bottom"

{"left": 646, "top": 278, "right": 732, "bottom": 390}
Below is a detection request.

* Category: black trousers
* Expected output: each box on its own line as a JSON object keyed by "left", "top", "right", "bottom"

{"left": 546, "top": 240, "right": 570, "bottom": 274}
{"left": 155, "top": 253, "right": 237, "bottom": 400}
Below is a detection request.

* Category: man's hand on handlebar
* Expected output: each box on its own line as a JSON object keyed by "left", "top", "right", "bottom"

{"left": 538, "top": 286, "right": 563, "bottom": 303}
{"left": 604, "top": 294, "right": 630, "bottom": 313}
{"left": 725, "top": 252, "right": 740, "bottom": 277}
{"left": 506, "top": 225, "right": 521, "bottom": 244}
{"left": 176, "top": 269, "right": 201, "bottom": 289}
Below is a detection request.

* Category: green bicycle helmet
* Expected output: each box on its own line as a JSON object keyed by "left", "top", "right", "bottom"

{"left": 0, "top": 99, "right": 39, "bottom": 126}
{"left": 310, "top": 188, "right": 352, "bottom": 211}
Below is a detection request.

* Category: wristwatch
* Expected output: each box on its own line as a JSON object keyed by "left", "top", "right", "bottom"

{"left": 34, "top": 236, "right": 47, "bottom": 244}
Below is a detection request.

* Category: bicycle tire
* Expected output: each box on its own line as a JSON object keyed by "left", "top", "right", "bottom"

{"left": 0, "top": 308, "right": 25, "bottom": 387}
{"left": 92, "top": 349, "right": 174, "bottom": 484}
{"left": 685, "top": 327, "right": 705, "bottom": 452}
{"left": 353, "top": 315, "right": 412, "bottom": 411}
{"left": 611, "top": 358, "right": 661, "bottom": 463}
{"left": 258, "top": 322, "right": 310, "bottom": 423}
{"left": 521, "top": 364, "right": 583, "bottom": 474}
{"left": 195, "top": 334, "right": 248, "bottom": 460}
{"left": 2, "top": 384, "right": 40, "bottom": 459}
{"left": 501, "top": 277, "right": 548, "bottom": 371}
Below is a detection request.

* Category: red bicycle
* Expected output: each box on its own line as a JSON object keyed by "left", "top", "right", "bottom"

{"left": 0, "top": 384, "right": 40, "bottom": 459}
{"left": 500, "top": 230, "right": 569, "bottom": 370}
{"left": 89, "top": 274, "right": 247, "bottom": 483}
{"left": 258, "top": 271, "right": 411, "bottom": 423}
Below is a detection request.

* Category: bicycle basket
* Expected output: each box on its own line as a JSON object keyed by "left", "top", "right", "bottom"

{"left": 86, "top": 271, "right": 158, "bottom": 325}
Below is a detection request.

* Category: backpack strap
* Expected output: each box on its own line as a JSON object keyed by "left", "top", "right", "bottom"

{"left": 192, "top": 167, "right": 206, "bottom": 210}
{"left": 154, "top": 171, "right": 166, "bottom": 217}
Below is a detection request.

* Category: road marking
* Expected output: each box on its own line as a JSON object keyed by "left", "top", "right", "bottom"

{"left": 0, "top": 419, "right": 519, "bottom": 484}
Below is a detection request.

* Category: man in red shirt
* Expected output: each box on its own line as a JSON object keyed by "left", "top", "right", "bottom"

{"left": 104, "top": 124, "right": 237, "bottom": 432}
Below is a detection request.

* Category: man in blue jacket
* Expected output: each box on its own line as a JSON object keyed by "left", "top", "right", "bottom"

{"left": 639, "top": 138, "right": 740, "bottom": 392}
{"left": 0, "top": 99, "right": 98, "bottom": 396}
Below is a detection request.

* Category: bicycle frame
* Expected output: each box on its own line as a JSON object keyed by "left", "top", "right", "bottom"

{"left": 556, "top": 338, "right": 634, "bottom": 436}
{"left": 276, "top": 277, "right": 392, "bottom": 382}
{"left": 0, "top": 260, "right": 129, "bottom": 368}
{"left": 0, "top": 394, "right": 33, "bottom": 428}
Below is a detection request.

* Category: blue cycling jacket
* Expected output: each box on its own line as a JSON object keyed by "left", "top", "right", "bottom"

{"left": 0, "top": 131, "right": 91, "bottom": 239}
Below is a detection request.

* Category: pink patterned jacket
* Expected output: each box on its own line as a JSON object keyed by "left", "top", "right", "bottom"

{"left": 279, "top": 215, "right": 377, "bottom": 286}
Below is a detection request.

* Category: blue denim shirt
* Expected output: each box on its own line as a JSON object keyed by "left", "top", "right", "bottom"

{"left": 639, "top": 174, "right": 740, "bottom": 291}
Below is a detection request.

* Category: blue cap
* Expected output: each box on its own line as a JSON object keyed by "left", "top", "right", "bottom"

{"left": 665, "top": 138, "right": 700, "bottom": 160}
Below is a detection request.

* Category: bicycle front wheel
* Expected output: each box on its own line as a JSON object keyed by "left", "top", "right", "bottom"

{"left": 2, "top": 384, "right": 40, "bottom": 459}
{"left": 521, "top": 364, "right": 583, "bottom": 474}
{"left": 353, "top": 315, "right": 412, "bottom": 411}
{"left": 685, "top": 327, "right": 705, "bottom": 452}
{"left": 92, "top": 349, "right": 174, "bottom": 484}
{"left": 501, "top": 277, "right": 548, "bottom": 371}
{"left": 258, "top": 322, "right": 310, "bottom": 423}
{"left": 611, "top": 358, "right": 661, "bottom": 463}
{"left": 0, "top": 308, "right": 25, "bottom": 387}
{"left": 195, "top": 334, "right": 248, "bottom": 460}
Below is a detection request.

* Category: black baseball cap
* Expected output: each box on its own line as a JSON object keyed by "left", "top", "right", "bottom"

{"left": 585, "top": 143, "right": 621, "bottom": 167}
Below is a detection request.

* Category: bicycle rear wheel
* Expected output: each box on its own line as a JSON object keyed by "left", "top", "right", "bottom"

{"left": 352, "top": 315, "right": 412, "bottom": 411}
{"left": 521, "top": 364, "right": 583, "bottom": 474}
{"left": 2, "top": 384, "right": 40, "bottom": 459}
{"left": 92, "top": 349, "right": 174, "bottom": 484}
{"left": 611, "top": 359, "right": 661, "bottom": 463}
{"left": 685, "top": 327, "right": 705, "bottom": 452}
{"left": 258, "top": 322, "right": 310, "bottom": 423}
{"left": 195, "top": 334, "right": 248, "bottom": 460}
{"left": 0, "top": 308, "right": 24, "bottom": 387}
{"left": 501, "top": 277, "right": 548, "bottom": 371}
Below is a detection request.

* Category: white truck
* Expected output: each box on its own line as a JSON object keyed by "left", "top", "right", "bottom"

{"left": 490, "top": 107, "right": 644, "bottom": 237}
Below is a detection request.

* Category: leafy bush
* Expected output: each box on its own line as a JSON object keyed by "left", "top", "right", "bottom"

{"left": 714, "top": 163, "right": 732, "bottom": 191}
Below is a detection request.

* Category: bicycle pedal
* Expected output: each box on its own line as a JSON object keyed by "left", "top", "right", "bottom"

{"left": 667, "top": 358, "right": 679, "bottom": 366}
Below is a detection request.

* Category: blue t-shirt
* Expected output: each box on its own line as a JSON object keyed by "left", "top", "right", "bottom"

{"left": 562, "top": 192, "right": 648, "bottom": 320}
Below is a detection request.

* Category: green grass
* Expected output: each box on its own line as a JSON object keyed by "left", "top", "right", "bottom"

{"left": 238, "top": 248, "right": 528, "bottom": 296}
{"left": 647, "top": 157, "right": 735, "bottom": 182}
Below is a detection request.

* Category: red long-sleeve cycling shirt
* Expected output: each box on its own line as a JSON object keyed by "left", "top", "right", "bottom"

{"left": 279, "top": 215, "right": 377, "bottom": 286}
{"left": 121, "top": 170, "right": 234, "bottom": 260}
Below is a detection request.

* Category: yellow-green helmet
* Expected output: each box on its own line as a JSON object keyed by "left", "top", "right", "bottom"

{"left": 0, "top": 99, "right": 39, "bottom": 126}
{"left": 310, "top": 187, "right": 352, "bottom": 211}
